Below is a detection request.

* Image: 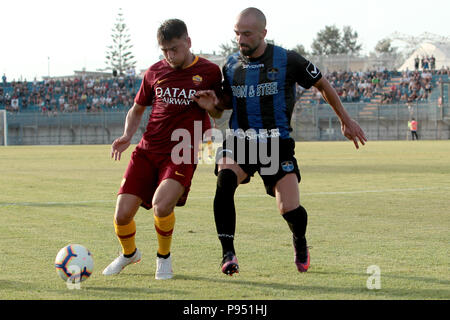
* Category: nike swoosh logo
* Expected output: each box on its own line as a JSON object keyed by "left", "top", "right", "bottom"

{"left": 156, "top": 78, "right": 169, "bottom": 84}
{"left": 175, "top": 171, "right": 185, "bottom": 177}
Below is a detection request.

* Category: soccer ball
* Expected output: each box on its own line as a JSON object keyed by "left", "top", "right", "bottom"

{"left": 55, "top": 244, "right": 94, "bottom": 283}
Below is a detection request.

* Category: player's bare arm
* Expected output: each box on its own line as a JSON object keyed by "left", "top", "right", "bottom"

{"left": 111, "top": 102, "right": 146, "bottom": 160}
{"left": 192, "top": 90, "right": 232, "bottom": 118}
{"left": 313, "top": 77, "right": 367, "bottom": 149}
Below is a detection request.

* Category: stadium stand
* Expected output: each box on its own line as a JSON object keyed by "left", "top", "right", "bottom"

{"left": 0, "top": 76, "right": 139, "bottom": 114}
{"left": 1, "top": 67, "right": 448, "bottom": 117}
{"left": 297, "top": 69, "right": 447, "bottom": 105}
{"left": 296, "top": 67, "right": 449, "bottom": 117}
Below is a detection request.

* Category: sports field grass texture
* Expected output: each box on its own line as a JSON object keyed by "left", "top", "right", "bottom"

{"left": 0, "top": 141, "right": 449, "bottom": 300}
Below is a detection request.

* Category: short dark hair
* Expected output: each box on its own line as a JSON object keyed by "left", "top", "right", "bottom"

{"left": 157, "top": 19, "right": 188, "bottom": 44}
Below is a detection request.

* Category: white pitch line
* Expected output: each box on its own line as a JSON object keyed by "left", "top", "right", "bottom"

{"left": 1, "top": 186, "right": 448, "bottom": 207}
{"left": 301, "top": 186, "right": 449, "bottom": 196}
{"left": 0, "top": 200, "right": 114, "bottom": 207}
{"left": 192, "top": 186, "right": 449, "bottom": 198}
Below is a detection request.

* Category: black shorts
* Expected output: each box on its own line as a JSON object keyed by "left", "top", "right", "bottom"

{"left": 214, "top": 136, "right": 301, "bottom": 197}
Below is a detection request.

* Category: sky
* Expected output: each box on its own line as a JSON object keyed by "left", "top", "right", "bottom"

{"left": 1, "top": 0, "right": 449, "bottom": 81}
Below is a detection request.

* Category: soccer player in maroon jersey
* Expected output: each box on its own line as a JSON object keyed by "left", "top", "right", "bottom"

{"left": 102, "top": 19, "right": 223, "bottom": 279}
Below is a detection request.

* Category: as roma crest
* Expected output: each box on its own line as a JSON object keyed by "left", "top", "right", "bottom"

{"left": 192, "top": 75, "right": 203, "bottom": 86}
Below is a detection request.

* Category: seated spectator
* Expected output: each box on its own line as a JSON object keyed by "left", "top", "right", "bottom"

{"left": 4, "top": 92, "right": 11, "bottom": 106}
{"left": 58, "top": 96, "right": 65, "bottom": 111}
{"left": 100, "top": 95, "right": 106, "bottom": 108}
{"left": 87, "top": 78, "right": 94, "bottom": 89}
{"left": 381, "top": 92, "right": 392, "bottom": 104}
{"left": 363, "top": 87, "right": 373, "bottom": 101}
{"left": 353, "top": 88, "right": 361, "bottom": 102}
{"left": 106, "top": 95, "right": 113, "bottom": 108}
{"left": 371, "top": 76, "right": 380, "bottom": 86}
{"left": 373, "top": 83, "right": 382, "bottom": 95}
{"left": 12, "top": 100, "right": 20, "bottom": 112}
{"left": 50, "top": 95, "right": 57, "bottom": 110}
{"left": 39, "top": 99, "right": 47, "bottom": 114}
{"left": 71, "top": 98, "right": 79, "bottom": 112}
{"left": 9, "top": 96, "right": 19, "bottom": 112}
{"left": 422, "top": 70, "right": 432, "bottom": 81}
{"left": 92, "top": 95, "right": 100, "bottom": 109}
{"left": 63, "top": 101, "right": 71, "bottom": 112}
{"left": 347, "top": 88, "right": 356, "bottom": 102}
{"left": 118, "top": 75, "right": 125, "bottom": 89}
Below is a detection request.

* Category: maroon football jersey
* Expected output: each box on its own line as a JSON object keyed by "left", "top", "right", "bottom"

{"left": 135, "top": 56, "right": 222, "bottom": 154}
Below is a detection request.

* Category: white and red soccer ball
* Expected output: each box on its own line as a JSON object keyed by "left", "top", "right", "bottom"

{"left": 55, "top": 244, "right": 94, "bottom": 283}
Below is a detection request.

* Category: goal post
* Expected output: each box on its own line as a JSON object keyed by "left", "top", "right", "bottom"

{"left": 0, "top": 110, "right": 7, "bottom": 146}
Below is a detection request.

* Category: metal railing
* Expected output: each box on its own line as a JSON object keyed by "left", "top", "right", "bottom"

{"left": 3, "top": 109, "right": 152, "bottom": 145}
{"left": 2, "top": 101, "right": 449, "bottom": 145}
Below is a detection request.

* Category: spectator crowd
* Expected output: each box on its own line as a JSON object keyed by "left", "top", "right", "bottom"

{"left": 0, "top": 74, "right": 138, "bottom": 114}
{"left": 297, "top": 66, "right": 449, "bottom": 105}
{"left": 1, "top": 64, "right": 449, "bottom": 114}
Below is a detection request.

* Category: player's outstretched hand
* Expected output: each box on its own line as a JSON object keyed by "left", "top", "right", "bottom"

{"left": 192, "top": 90, "right": 219, "bottom": 112}
{"left": 341, "top": 119, "right": 367, "bottom": 149}
{"left": 111, "top": 136, "right": 131, "bottom": 161}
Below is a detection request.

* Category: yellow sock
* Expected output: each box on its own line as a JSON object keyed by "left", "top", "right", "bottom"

{"left": 114, "top": 220, "right": 136, "bottom": 256}
{"left": 154, "top": 212, "right": 175, "bottom": 256}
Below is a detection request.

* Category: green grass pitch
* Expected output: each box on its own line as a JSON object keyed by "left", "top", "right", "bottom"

{"left": 0, "top": 141, "right": 449, "bottom": 300}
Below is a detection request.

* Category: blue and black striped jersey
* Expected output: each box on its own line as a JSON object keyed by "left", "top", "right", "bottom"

{"left": 223, "top": 44, "right": 322, "bottom": 139}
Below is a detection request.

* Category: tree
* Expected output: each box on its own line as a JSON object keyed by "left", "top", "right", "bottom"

{"left": 311, "top": 25, "right": 362, "bottom": 56}
{"left": 292, "top": 44, "right": 309, "bottom": 58}
{"left": 219, "top": 39, "right": 239, "bottom": 57}
{"left": 311, "top": 25, "right": 343, "bottom": 56}
{"left": 372, "top": 38, "right": 404, "bottom": 70}
{"left": 341, "top": 26, "right": 362, "bottom": 55}
{"left": 375, "top": 38, "right": 397, "bottom": 54}
{"left": 105, "top": 8, "right": 136, "bottom": 75}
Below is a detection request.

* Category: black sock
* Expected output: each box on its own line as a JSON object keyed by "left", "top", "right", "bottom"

{"left": 214, "top": 169, "right": 238, "bottom": 256}
{"left": 157, "top": 252, "right": 170, "bottom": 259}
{"left": 282, "top": 205, "right": 308, "bottom": 246}
{"left": 124, "top": 248, "right": 137, "bottom": 258}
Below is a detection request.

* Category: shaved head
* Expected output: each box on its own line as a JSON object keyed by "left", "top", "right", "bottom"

{"left": 237, "top": 7, "right": 266, "bottom": 32}
{"left": 234, "top": 7, "right": 267, "bottom": 57}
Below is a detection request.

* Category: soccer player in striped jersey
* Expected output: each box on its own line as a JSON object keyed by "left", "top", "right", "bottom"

{"left": 103, "top": 19, "right": 223, "bottom": 280}
{"left": 194, "top": 7, "right": 367, "bottom": 275}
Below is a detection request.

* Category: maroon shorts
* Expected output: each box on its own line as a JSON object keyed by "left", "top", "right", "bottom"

{"left": 118, "top": 146, "right": 197, "bottom": 210}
